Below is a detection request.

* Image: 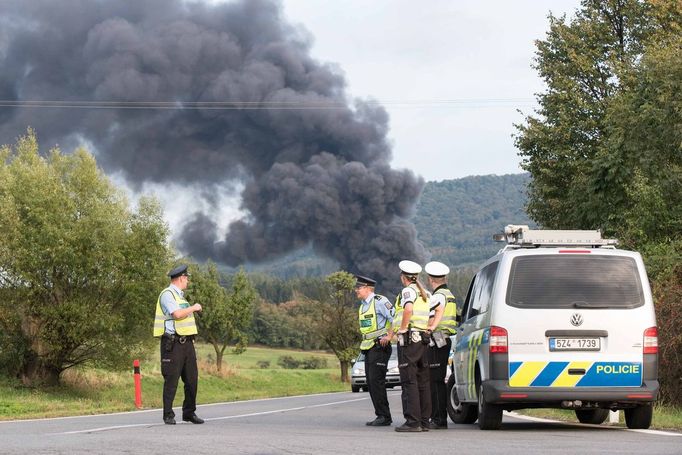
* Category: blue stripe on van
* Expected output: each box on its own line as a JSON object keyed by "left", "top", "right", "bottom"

{"left": 530, "top": 362, "right": 569, "bottom": 387}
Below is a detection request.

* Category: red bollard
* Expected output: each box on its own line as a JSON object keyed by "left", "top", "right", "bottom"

{"left": 133, "top": 359, "right": 142, "bottom": 409}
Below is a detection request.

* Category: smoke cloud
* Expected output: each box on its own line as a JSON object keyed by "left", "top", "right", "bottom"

{"left": 0, "top": 0, "right": 426, "bottom": 289}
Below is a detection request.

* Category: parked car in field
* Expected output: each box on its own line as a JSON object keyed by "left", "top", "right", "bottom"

{"left": 351, "top": 345, "right": 401, "bottom": 392}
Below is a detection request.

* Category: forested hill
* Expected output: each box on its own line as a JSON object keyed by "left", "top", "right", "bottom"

{"left": 240, "top": 173, "right": 533, "bottom": 277}
{"left": 412, "top": 173, "right": 533, "bottom": 267}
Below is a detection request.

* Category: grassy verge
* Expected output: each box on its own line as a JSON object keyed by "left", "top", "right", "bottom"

{"left": 516, "top": 405, "right": 682, "bottom": 431}
{"left": 0, "top": 345, "right": 348, "bottom": 421}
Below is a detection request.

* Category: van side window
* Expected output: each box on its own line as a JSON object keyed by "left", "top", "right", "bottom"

{"left": 461, "top": 276, "right": 476, "bottom": 321}
{"left": 468, "top": 261, "right": 499, "bottom": 318}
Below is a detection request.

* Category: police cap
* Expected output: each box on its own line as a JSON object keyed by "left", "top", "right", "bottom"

{"left": 168, "top": 264, "right": 190, "bottom": 279}
{"left": 425, "top": 261, "right": 450, "bottom": 277}
{"left": 354, "top": 275, "right": 376, "bottom": 287}
{"left": 399, "top": 260, "right": 422, "bottom": 275}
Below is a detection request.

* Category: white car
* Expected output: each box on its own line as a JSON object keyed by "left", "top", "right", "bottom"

{"left": 351, "top": 346, "right": 401, "bottom": 392}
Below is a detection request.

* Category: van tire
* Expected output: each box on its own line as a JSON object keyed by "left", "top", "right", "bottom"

{"left": 351, "top": 385, "right": 360, "bottom": 393}
{"left": 447, "top": 375, "right": 478, "bottom": 424}
{"left": 624, "top": 404, "right": 653, "bottom": 429}
{"left": 477, "top": 384, "right": 502, "bottom": 430}
{"left": 575, "top": 409, "right": 610, "bottom": 424}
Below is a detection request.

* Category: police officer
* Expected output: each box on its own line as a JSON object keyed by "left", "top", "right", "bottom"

{"left": 355, "top": 275, "right": 394, "bottom": 426}
{"left": 153, "top": 264, "right": 204, "bottom": 425}
{"left": 394, "top": 260, "right": 433, "bottom": 432}
{"left": 425, "top": 261, "right": 457, "bottom": 430}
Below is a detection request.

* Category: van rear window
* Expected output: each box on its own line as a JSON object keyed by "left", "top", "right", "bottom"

{"left": 506, "top": 255, "right": 644, "bottom": 309}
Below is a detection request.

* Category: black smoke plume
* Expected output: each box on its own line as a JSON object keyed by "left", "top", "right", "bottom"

{"left": 0, "top": 0, "right": 426, "bottom": 290}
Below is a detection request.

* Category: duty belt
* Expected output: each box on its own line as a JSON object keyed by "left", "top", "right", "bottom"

{"left": 362, "top": 327, "right": 388, "bottom": 340}
{"left": 164, "top": 334, "right": 194, "bottom": 344}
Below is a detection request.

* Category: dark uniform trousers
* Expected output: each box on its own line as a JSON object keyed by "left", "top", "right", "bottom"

{"left": 398, "top": 339, "right": 431, "bottom": 428}
{"left": 161, "top": 334, "right": 198, "bottom": 419}
{"left": 428, "top": 336, "right": 452, "bottom": 426}
{"left": 363, "top": 343, "right": 392, "bottom": 420}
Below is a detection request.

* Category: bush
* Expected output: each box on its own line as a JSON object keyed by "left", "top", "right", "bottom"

{"left": 301, "top": 356, "right": 327, "bottom": 370}
{"left": 277, "top": 355, "right": 301, "bottom": 369}
{"left": 277, "top": 355, "right": 328, "bottom": 369}
{"left": 653, "top": 266, "right": 682, "bottom": 406}
{"left": 256, "top": 360, "right": 270, "bottom": 369}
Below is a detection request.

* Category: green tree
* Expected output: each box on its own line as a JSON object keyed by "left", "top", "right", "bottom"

{"left": 188, "top": 264, "right": 255, "bottom": 371}
{"left": 514, "top": 0, "right": 682, "bottom": 405}
{"left": 0, "top": 130, "right": 171, "bottom": 385}
{"left": 514, "top": 0, "right": 654, "bottom": 231}
{"left": 317, "top": 271, "right": 361, "bottom": 383}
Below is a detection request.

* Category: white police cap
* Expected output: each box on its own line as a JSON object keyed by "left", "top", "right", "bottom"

{"left": 425, "top": 261, "right": 449, "bottom": 277}
{"left": 399, "top": 260, "right": 422, "bottom": 275}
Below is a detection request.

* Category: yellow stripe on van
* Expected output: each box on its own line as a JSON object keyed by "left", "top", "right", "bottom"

{"left": 552, "top": 362, "right": 592, "bottom": 387}
{"left": 509, "top": 361, "right": 546, "bottom": 387}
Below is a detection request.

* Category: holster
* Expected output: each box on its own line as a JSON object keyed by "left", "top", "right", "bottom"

{"left": 164, "top": 335, "right": 175, "bottom": 353}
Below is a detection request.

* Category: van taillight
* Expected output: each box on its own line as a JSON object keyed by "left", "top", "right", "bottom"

{"left": 643, "top": 327, "right": 658, "bottom": 354}
{"left": 490, "top": 326, "right": 508, "bottom": 354}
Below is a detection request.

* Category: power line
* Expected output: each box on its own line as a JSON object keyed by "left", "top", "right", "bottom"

{"left": 0, "top": 98, "right": 537, "bottom": 110}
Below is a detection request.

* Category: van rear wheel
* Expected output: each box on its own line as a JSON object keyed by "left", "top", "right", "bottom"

{"left": 477, "top": 384, "right": 502, "bottom": 430}
{"left": 624, "top": 404, "right": 653, "bottom": 429}
{"left": 575, "top": 409, "right": 610, "bottom": 424}
{"left": 446, "top": 375, "right": 478, "bottom": 424}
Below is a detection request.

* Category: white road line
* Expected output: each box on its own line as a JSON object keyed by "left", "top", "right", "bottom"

{"left": 53, "top": 396, "right": 369, "bottom": 435}
{"left": 0, "top": 391, "right": 355, "bottom": 424}
{"left": 506, "top": 412, "right": 682, "bottom": 437}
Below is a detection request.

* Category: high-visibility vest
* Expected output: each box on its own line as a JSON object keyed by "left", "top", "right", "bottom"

{"left": 359, "top": 295, "right": 390, "bottom": 350}
{"left": 394, "top": 284, "right": 429, "bottom": 331}
{"left": 434, "top": 286, "right": 458, "bottom": 335}
{"left": 407, "top": 284, "right": 430, "bottom": 330}
{"left": 392, "top": 293, "right": 404, "bottom": 333}
{"left": 153, "top": 287, "right": 198, "bottom": 337}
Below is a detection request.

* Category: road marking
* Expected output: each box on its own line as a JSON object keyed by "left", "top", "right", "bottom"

{"left": 52, "top": 396, "right": 369, "bottom": 435}
{"left": 506, "top": 412, "right": 682, "bottom": 437}
{"left": 0, "top": 391, "right": 356, "bottom": 424}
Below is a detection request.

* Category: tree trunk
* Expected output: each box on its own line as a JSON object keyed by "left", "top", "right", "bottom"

{"left": 339, "top": 360, "right": 350, "bottom": 382}
{"left": 20, "top": 352, "right": 61, "bottom": 387}
{"left": 212, "top": 342, "right": 223, "bottom": 372}
{"left": 19, "top": 314, "right": 61, "bottom": 386}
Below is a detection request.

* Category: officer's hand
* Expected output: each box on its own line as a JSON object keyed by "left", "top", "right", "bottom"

{"left": 379, "top": 336, "right": 389, "bottom": 346}
{"left": 193, "top": 303, "right": 202, "bottom": 312}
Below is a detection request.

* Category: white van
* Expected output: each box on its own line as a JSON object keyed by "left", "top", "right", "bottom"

{"left": 447, "top": 225, "right": 658, "bottom": 430}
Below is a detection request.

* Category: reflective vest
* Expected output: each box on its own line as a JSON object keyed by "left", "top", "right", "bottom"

{"left": 359, "top": 295, "right": 390, "bottom": 350}
{"left": 434, "top": 286, "right": 458, "bottom": 335}
{"left": 153, "top": 287, "right": 198, "bottom": 337}
{"left": 395, "top": 284, "right": 430, "bottom": 331}
{"left": 392, "top": 293, "right": 404, "bottom": 333}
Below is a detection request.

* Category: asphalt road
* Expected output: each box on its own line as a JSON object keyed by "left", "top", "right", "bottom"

{"left": 1, "top": 390, "right": 680, "bottom": 454}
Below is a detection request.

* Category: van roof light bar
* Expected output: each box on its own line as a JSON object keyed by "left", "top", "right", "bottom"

{"left": 493, "top": 224, "right": 619, "bottom": 248}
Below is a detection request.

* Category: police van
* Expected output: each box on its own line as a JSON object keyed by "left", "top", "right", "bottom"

{"left": 447, "top": 225, "right": 658, "bottom": 430}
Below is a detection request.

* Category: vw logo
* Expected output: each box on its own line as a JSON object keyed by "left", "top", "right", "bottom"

{"left": 570, "top": 313, "right": 583, "bottom": 327}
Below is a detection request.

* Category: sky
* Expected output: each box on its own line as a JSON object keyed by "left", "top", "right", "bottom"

{"left": 0, "top": 0, "right": 583, "bottom": 278}
{"left": 279, "top": 0, "right": 581, "bottom": 181}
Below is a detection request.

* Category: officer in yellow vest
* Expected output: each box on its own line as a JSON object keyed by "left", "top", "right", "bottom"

{"left": 424, "top": 261, "right": 457, "bottom": 430}
{"left": 394, "top": 260, "right": 435, "bottom": 432}
{"left": 355, "top": 275, "right": 394, "bottom": 426}
{"left": 153, "top": 264, "right": 204, "bottom": 425}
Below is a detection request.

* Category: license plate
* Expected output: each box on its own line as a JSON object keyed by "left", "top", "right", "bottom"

{"left": 549, "top": 337, "right": 600, "bottom": 351}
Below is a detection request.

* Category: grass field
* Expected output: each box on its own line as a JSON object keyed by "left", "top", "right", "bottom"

{"left": 516, "top": 405, "right": 682, "bottom": 431}
{"left": 0, "top": 345, "right": 347, "bottom": 421}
